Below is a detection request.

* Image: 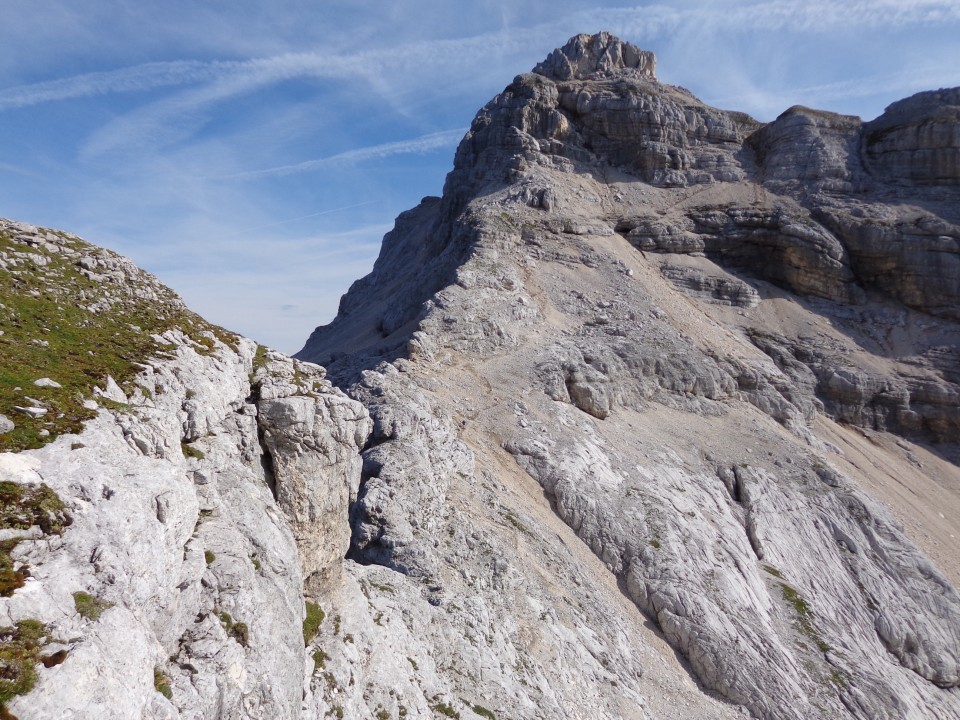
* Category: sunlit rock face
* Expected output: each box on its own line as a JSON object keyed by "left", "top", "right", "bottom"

{"left": 298, "top": 32, "right": 960, "bottom": 720}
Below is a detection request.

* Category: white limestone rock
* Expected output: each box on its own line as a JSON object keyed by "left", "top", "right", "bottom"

{"left": 1, "top": 331, "right": 367, "bottom": 719}
{"left": 253, "top": 352, "right": 372, "bottom": 593}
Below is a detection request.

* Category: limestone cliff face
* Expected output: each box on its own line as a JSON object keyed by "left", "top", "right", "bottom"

{"left": 298, "top": 33, "right": 960, "bottom": 720}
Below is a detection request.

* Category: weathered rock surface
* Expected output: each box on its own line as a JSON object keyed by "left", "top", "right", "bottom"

{"left": 865, "top": 88, "right": 960, "bottom": 186}
{"left": 298, "top": 32, "right": 960, "bottom": 720}
{"left": 255, "top": 351, "right": 372, "bottom": 594}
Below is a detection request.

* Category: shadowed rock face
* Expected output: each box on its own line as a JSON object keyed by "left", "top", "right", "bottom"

{"left": 865, "top": 88, "right": 960, "bottom": 186}
{"left": 299, "top": 33, "right": 960, "bottom": 720}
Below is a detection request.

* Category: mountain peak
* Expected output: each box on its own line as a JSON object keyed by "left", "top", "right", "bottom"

{"left": 532, "top": 31, "right": 656, "bottom": 81}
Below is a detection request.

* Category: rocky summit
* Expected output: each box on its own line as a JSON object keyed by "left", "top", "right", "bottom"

{"left": 1, "top": 31, "right": 959, "bottom": 720}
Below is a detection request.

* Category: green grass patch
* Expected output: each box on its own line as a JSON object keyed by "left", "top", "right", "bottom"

{"left": 153, "top": 666, "right": 173, "bottom": 699}
{"left": 181, "top": 442, "right": 205, "bottom": 460}
{"left": 471, "top": 704, "right": 496, "bottom": 719}
{"left": 72, "top": 591, "right": 111, "bottom": 620}
{"left": 303, "top": 601, "right": 324, "bottom": 646}
{"left": 0, "top": 618, "right": 52, "bottom": 713}
{"left": 312, "top": 648, "right": 329, "bottom": 671}
{"left": 432, "top": 701, "right": 459, "bottom": 718}
{"left": 780, "top": 582, "right": 831, "bottom": 653}
{"left": 204, "top": 550, "right": 216, "bottom": 565}
{"left": 763, "top": 564, "right": 784, "bottom": 579}
{"left": 217, "top": 610, "right": 249, "bottom": 647}
{"left": 252, "top": 344, "right": 269, "bottom": 371}
{"left": 0, "top": 482, "right": 69, "bottom": 535}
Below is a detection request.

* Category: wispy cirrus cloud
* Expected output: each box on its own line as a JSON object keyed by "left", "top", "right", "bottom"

{"left": 224, "top": 129, "right": 467, "bottom": 179}
{"left": 704, "top": 63, "right": 960, "bottom": 118}
{"left": 597, "top": 0, "right": 960, "bottom": 36}
{"left": 6, "top": 0, "right": 958, "bottom": 112}
{"left": 8, "top": 0, "right": 958, "bottom": 158}
{"left": 0, "top": 61, "right": 228, "bottom": 110}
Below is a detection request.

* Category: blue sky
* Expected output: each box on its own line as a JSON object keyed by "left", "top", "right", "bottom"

{"left": 2, "top": 1, "right": 959, "bottom": 353}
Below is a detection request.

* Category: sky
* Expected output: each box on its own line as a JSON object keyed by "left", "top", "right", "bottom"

{"left": 2, "top": 1, "right": 960, "bottom": 353}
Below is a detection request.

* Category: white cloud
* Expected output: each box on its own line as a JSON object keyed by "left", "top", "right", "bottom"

{"left": 154, "top": 224, "right": 389, "bottom": 352}
{"left": 0, "top": 61, "right": 226, "bottom": 110}
{"left": 224, "top": 129, "right": 467, "bottom": 179}
{"left": 8, "top": 0, "right": 957, "bottom": 159}
{"left": 704, "top": 63, "right": 960, "bottom": 119}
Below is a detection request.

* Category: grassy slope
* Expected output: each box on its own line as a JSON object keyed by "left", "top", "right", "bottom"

{"left": 0, "top": 220, "right": 236, "bottom": 452}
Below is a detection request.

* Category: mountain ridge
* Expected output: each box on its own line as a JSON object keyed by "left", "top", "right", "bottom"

{"left": 0, "top": 31, "right": 958, "bottom": 720}
{"left": 297, "top": 31, "right": 960, "bottom": 719}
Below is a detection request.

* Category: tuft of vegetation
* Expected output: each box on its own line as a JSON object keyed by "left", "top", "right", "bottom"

{"left": 764, "top": 565, "right": 784, "bottom": 579}
{"left": 204, "top": 550, "right": 216, "bottom": 565}
{"left": 303, "top": 601, "right": 324, "bottom": 646}
{"left": 828, "top": 667, "right": 850, "bottom": 688}
{"left": 72, "top": 591, "right": 112, "bottom": 621}
{"left": 502, "top": 510, "right": 533, "bottom": 537}
{"left": 181, "top": 442, "right": 205, "bottom": 460}
{"left": 0, "top": 482, "right": 70, "bottom": 536}
{"left": 0, "top": 223, "right": 237, "bottom": 452}
{"left": 432, "top": 702, "right": 459, "bottom": 718}
{"left": 252, "top": 344, "right": 269, "bottom": 372}
{"left": 153, "top": 666, "right": 173, "bottom": 700}
{"left": 0, "top": 619, "right": 53, "bottom": 713}
{"left": 471, "top": 705, "right": 496, "bottom": 720}
{"left": 364, "top": 579, "right": 396, "bottom": 595}
{"left": 231, "top": 622, "right": 249, "bottom": 647}
{"left": 780, "top": 582, "right": 831, "bottom": 653}
{"left": 217, "top": 611, "right": 249, "bottom": 647}
{"left": 407, "top": 656, "right": 418, "bottom": 671}
{"left": 312, "top": 648, "right": 329, "bottom": 671}
{"left": 0, "top": 538, "right": 29, "bottom": 599}
{"left": 250, "top": 554, "right": 261, "bottom": 571}
{"left": 322, "top": 671, "right": 337, "bottom": 691}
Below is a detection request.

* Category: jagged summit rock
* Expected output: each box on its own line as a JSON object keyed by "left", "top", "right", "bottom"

{"left": 532, "top": 31, "right": 657, "bottom": 81}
